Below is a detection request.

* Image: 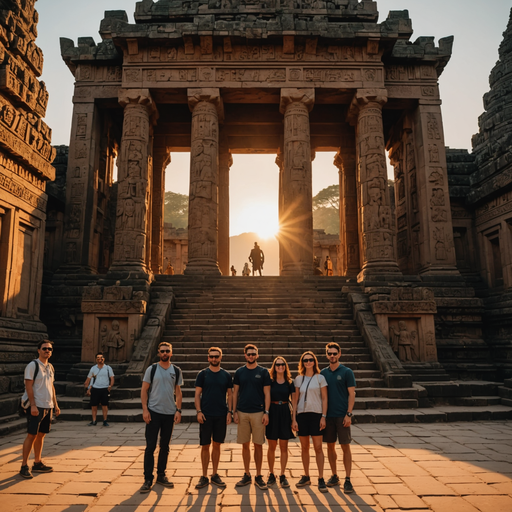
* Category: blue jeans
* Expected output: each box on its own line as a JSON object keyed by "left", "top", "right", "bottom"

{"left": 143, "top": 409, "right": 175, "bottom": 482}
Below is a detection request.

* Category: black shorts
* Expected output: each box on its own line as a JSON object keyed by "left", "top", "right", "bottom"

{"left": 90, "top": 387, "right": 110, "bottom": 407}
{"left": 27, "top": 408, "right": 52, "bottom": 436}
{"left": 323, "top": 417, "right": 352, "bottom": 444}
{"left": 199, "top": 415, "right": 227, "bottom": 446}
{"left": 297, "top": 412, "right": 323, "bottom": 437}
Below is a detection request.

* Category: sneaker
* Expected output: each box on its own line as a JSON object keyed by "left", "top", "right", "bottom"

{"left": 19, "top": 465, "right": 33, "bottom": 479}
{"left": 32, "top": 462, "right": 53, "bottom": 473}
{"left": 343, "top": 478, "right": 354, "bottom": 494}
{"left": 266, "top": 473, "right": 276, "bottom": 487}
{"left": 318, "top": 477, "right": 328, "bottom": 493}
{"left": 326, "top": 474, "right": 340, "bottom": 487}
{"left": 279, "top": 474, "right": 290, "bottom": 488}
{"left": 139, "top": 480, "right": 152, "bottom": 493}
{"left": 87, "top": 421, "right": 97, "bottom": 426}
{"left": 236, "top": 473, "right": 252, "bottom": 487}
{"left": 156, "top": 475, "right": 174, "bottom": 488}
{"left": 296, "top": 475, "right": 311, "bottom": 488}
{"left": 210, "top": 474, "right": 226, "bottom": 488}
{"left": 195, "top": 476, "right": 209, "bottom": 489}
{"left": 103, "top": 421, "right": 110, "bottom": 427}
{"left": 254, "top": 475, "right": 268, "bottom": 490}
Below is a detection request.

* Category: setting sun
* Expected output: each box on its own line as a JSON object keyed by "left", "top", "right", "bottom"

{"left": 230, "top": 201, "right": 280, "bottom": 239}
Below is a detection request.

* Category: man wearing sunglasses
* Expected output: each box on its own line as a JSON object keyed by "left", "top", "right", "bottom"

{"left": 20, "top": 340, "right": 60, "bottom": 479}
{"left": 140, "top": 342, "right": 183, "bottom": 493}
{"left": 84, "top": 352, "right": 115, "bottom": 427}
{"left": 233, "top": 344, "right": 271, "bottom": 490}
{"left": 321, "top": 342, "right": 356, "bottom": 493}
{"left": 194, "top": 347, "right": 233, "bottom": 489}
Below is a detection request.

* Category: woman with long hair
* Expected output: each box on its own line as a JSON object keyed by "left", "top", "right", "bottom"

{"left": 265, "top": 356, "right": 295, "bottom": 488}
{"left": 292, "top": 351, "right": 328, "bottom": 493}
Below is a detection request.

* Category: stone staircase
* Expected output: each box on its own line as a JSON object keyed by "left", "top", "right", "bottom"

{"left": 54, "top": 275, "right": 512, "bottom": 426}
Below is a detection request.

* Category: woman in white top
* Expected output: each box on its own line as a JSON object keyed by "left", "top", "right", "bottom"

{"left": 291, "top": 351, "right": 328, "bottom": 493}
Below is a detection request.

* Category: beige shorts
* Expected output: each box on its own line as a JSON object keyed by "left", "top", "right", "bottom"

{"left": 236, "top": 411, "right": 266, "bottom": 445}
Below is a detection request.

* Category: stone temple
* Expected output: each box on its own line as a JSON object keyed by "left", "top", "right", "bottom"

{"left": 1, "top": 0, "right": 512, "bottom": 429}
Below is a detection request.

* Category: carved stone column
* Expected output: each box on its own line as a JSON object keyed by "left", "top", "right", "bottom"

{"left": 185, "top": 88, "right": 223, "bottom": 275}
{"left": 334, "top": 139, "right": 360, "bottom": 277}
{"left": 410, "top": 102, "right": 459, "bottom": 274}
{"left": 111, "top": 89, "right": 157, "bottom": 273}
{"left": 279, "top": 88, "right": 315, "bottom": 276}
{"left": 349, "top": 89, "right": 400, "bottom": 281}
{"left": 276, "top": 148, "right": 284, "bottom": 274}
{"left": 151, "top": 146, "right": 170, "bottom": 274}
{"left": 218, "top": 132, "right": 232, "bottom": 276}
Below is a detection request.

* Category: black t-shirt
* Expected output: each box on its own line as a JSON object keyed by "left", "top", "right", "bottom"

{"left": 233, "top": 365, "right": 271, "bottom": 413}
{"left": 270, "top": 380, "right": 295, "bottom": 403}
{"left": 195, "top": 368, "right": 233, "bottom": 416}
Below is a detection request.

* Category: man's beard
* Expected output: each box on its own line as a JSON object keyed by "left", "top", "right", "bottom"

{"left": 210, "top": 360, "right": 220, "bottom": 367}
{"left": 159, "top": 354, "right": 170, "bottom": 361}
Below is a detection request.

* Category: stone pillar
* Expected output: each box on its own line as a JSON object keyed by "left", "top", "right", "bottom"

{"left": 410, "top": 102, "right": 458, "bottom": 274}
{"left": 218, "top": 132, "right": 232, "bottom": 276}
{"left": 185, "top": 88, "right": 223, "bottom": 275}
{"left": 111, "top": 89, "right": 157, "bottom": 274}
{"left": 276, "top": 148, "right": 284, "bottom": 274}
{"left": 334, "top": 139, "right": 360, "bottom": 277}
{"left": 151, "top": 148, "right": 170, "bottom": 274}
{"left": 349, "top": 89, "right": 400, "bottom": 281}
{"left": 279, "top": 88, "right": 315, "bottom": 276}
{"left": 62, "top": 101, "right": 101, "bottom": 272}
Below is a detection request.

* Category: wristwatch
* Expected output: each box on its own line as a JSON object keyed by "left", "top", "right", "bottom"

{"left": 346, "top": 412, "right": 353, "bottom": 417}
{"left": 196, "top": 410, "right": 202, "bottom": 414}
{"left": 264, "top": 410, "right": 269, "bottom": 414}
{"left": 176, "top": 408, "right": 182, "bottom": 413}
{"left": 321, "top": 414, "right": 326, "bottom": 418}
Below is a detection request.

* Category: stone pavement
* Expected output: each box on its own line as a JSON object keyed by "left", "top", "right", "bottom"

{"left": 1, "top": 421, "right": 512, "bottom": 512}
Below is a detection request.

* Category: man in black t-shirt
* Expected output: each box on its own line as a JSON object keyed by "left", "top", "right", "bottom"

{"left": 194, "top": 347, "right": 233, "bottom": 489}
{"left": 233, "top": 344, "right": 271, "bottom": 490}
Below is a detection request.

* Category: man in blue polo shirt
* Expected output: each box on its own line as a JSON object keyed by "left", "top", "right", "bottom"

{"left": 320, "top": 342, "right": 356, "bottom": 493}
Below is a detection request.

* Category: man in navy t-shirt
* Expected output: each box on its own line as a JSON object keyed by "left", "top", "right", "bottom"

{"left": 321, "top": 342, "right": 356, "bottom": 494}
{"left": 194, "top": 346, "right": 233, "bottom": 489}
{"left": 233, "top": 344, "right": 271, "bottom": 490}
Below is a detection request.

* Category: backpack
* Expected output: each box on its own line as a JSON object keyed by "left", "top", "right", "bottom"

{"left": 19, "top": 360, "right": 55, "bottom": 416}
{"left": 148, "top": 363, "right": 181, "bottom": 398}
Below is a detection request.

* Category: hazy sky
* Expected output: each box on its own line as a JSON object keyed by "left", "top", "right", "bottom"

{"left": 36, "top": 0, "right": 511, "bottom": 237}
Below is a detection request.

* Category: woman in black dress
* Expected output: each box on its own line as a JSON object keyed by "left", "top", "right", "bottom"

{"left": 266, "top": 356, "right": 295, "bottom": 488}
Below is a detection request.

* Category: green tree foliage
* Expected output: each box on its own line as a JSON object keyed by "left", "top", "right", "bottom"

{"left": 164, "top": 191, "right": 189, "bottom": 228}
{"left": 313, "top": 184, "right": 339, "bottom": 235}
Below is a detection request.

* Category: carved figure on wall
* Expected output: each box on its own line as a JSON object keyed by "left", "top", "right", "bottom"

{"left": 101, "top": 320, "right": 125, "bottom": 362}
{"left": 435, "top": 241, "right": 447, "bottom": 260}
{"left": 430, "top": 188, "right": 445, "bottom": 207}
{"left": 427, "top": 113, "right": 441, "bottom": 140}
{"left": 389, "top": 321, "right": 418, "bottom": 362}
{"left": 1, "top": 105, "right": 16, "bottom": 127}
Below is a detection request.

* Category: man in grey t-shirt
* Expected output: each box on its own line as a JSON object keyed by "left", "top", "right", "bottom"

{"left": 139, "top": 342, "right": 183, "bottom": 493}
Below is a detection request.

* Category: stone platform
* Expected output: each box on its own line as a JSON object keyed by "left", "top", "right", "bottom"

{"left": 1, "top": 421, "right": 512, "bottom": 511}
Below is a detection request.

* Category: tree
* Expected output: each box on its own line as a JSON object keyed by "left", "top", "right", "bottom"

{"left": 164, "top": 191, "right": 188, "bottom": 228}
{"left": 313, "top": 185, "right": 339, "bottom": 234}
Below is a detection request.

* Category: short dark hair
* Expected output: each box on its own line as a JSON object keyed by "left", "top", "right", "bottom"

{"left": 244, "top": 344, "right": 258, "bottom": 354}
{"left": 325, "top": 342, "right": 340, "bottom": 353}
{"left": 37, "top": 340, "right": 54, "bottom": 350}
{"left": 208, "top": 346, "right": 223, "bottom": 357}
{"left": 95, "top": 352, "right": 104, "bottom": 358}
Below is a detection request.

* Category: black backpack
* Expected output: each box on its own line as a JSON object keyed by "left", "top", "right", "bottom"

{"left": 19, "top": 360, "right": 55, "bottom": 415}
{"left": 149, "top": 363, "right": 181, "bottom": 392}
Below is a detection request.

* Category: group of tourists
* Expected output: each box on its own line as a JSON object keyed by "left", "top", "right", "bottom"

{"left": 19, "top": 339, "right": 356, "bottom": 497}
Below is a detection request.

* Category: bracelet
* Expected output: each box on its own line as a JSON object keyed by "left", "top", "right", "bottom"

{"left": 321, "top": 414, "right": 326, "bottom": 418}
{"left": 196, "top": 410, "right": 202, "bottom": 414}
{"left": 228, "top": 410, "right": 233, "bottom": 414}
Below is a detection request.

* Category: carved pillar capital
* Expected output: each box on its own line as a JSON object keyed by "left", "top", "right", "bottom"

{"left": 348, "top": 88, "right": 388, "bottom": 124}
{"left": 188, "top": 88, "right": 224, "bottom": 121}
{"left": 279, "top": 88, "right": 315, "bottom": 114}
{"left": 118, "top": 88, "right": 158, "bottom": 122}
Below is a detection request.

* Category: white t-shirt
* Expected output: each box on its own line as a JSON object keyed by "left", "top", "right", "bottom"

{"left": 294, "top": 373, "right": 328, "bottom": 414}
{"left": 87, "top": 364, "right": 114, "bottom": 389}
{"left": 22, "top": 359, "right": 54, "bottom": 409}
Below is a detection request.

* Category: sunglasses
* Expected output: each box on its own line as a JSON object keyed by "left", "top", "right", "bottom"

{"left": 41, "top": 347, "right": 53, "bottom": 351}
{"left": 275, "top": 363, "right": 286, "bottom": 367}
{"left": 209, "top": 355, "right": 220, "bottom": 359}
{"left": 160, "top": 349, "right": 171, "bottom": 353}
{"left": 246, "top": 353, "right": 257, "bottom": 357}
{"left": 327, "top": 352, "right": 338, "bottom": 356}
{"left": 302, "top": 358, "right": 314, "bottom": 363}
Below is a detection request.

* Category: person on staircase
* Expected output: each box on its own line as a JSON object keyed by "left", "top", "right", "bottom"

{"left": 292, "top": 351, "right": 329, "bottom": 493}
{"left": 249, "top": 242, "right": 264, "bottom": 276}
{"left": 233, "top": 344, "right": 271, "bottom": 490}
{"left": 265, "top": 356, "right": 295, "bottom": 488}
{"left": 194, "top": 347, "right": 233, "bottom": 489}
{"left": 321, "top": 342, "right": 356, "bottom": 494}
{"left": 84, "top": 352, "right": 114, "bottom": 427}
{"left": 139, "top": 342, "right": 183, "bottom": 493}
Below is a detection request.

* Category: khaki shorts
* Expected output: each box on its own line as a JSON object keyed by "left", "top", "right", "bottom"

{"left": 236, "top": 411, "right": 266, "bottom": 445}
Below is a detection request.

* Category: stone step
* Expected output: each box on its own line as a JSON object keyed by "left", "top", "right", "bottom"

{"left": 166, "top": 319, "right": 355, "bottom": 327}
{"left": 0, "top": 415, "right": 27, "bottom": 437}
{"left": 162, "top": 335, "right": 365, "bottom": 344}
{"left": 498, "top": 386, "right": 512, "bottom": 400}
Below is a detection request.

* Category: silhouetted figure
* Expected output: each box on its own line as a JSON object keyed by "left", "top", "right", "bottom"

{"left": 324, "top": 256, "right": 333, "bottom": 276}
{"left": 249, "top": 242, "right": 264, "bottom": 276}
{"left": 231, "top": 265, "right": 237, "bottom": 276}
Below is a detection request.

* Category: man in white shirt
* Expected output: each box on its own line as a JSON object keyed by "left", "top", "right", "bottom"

{"left": 20, "top": 340, "right": 60, "bottom": 479}
{"left": 84, "top": 352, "right": 115, "bottom": 427}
